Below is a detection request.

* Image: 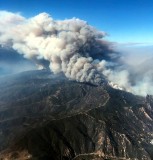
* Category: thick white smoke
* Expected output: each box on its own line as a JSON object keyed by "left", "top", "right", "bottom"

{"left": 0, "top": 11, "right": 153, "bottom": 96}
{"left": 0, "top": 11, "right": 113, "bottom": 83}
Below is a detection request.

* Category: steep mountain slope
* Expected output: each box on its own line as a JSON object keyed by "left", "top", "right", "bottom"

{"left": 0, "top": 70, "right": 153, "bottom": 160}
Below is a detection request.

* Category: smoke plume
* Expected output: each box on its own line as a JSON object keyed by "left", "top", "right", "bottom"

{"left": 0, "top": 11, "right": 153, "bottom": 96}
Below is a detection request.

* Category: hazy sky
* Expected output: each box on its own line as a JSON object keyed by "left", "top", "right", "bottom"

{"left": 0, "top": 0, "right": 153, "bottom": 43}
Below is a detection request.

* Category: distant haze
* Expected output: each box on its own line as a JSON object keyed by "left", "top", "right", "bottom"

{"left": 0, "top": 47, "right": 37, "bottom": 76}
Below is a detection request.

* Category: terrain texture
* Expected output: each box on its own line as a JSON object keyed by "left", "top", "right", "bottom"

{"left": 0, "top": 70, "right": 153, "bottom": 160}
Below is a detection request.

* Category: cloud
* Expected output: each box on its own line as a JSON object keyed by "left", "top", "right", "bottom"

{"left": 0, "top": 11, "right": 153, "bottom": 96}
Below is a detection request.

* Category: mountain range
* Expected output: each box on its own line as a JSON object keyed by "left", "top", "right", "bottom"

{"left": 0, "top": 70, "right": 153, "bottom": 160}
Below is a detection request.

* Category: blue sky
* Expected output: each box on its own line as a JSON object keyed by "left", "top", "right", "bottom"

{"left": 0, "top": 0, "right": 153, "bottom": 43}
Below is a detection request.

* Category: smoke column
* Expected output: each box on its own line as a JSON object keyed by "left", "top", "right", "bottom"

{"left": 0, "top": 11, "right": 153, "bottom": 96}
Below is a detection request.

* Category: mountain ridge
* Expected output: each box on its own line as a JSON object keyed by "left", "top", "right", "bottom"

{"left": 0, "top": 70, "right": 152, "bottom": 160}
